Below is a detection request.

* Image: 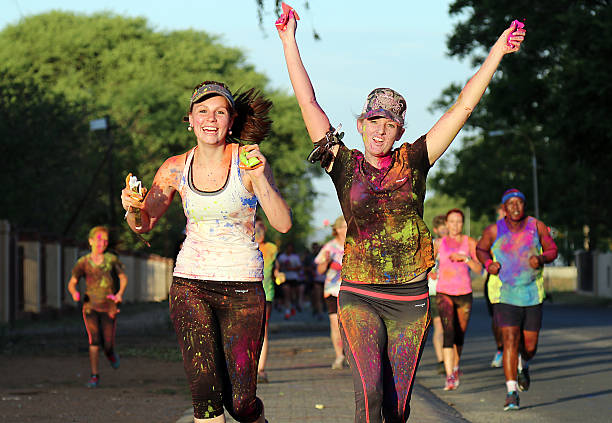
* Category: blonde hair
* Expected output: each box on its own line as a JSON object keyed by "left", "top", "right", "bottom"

{"left": 331, "top": 216, "right": 346, "bottom": 236}
{"left": 88, "top": 226, "right": 109, "bottom": 240}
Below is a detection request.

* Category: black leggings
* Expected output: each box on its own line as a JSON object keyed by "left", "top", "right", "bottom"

{"left": 436, "top": 292, "right": 473, "bottom": 348}
{"left": 170, "top": 277, "right": 266, "bottom": 422}
{"left": 338, "top": 280, "right": 430, "bottom": 423}
{"left": 82, "top": 308, "right": 116, "bottom": 356}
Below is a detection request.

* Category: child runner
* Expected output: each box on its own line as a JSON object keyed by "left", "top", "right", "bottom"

{"left": 67, "top": 226, "right": 127, "bottom": 388}
{"left": 276, "top": 6, "right": 525, "bottom": 421}
{"left": 121, "top": 81, "right": 292, "bottom": 423}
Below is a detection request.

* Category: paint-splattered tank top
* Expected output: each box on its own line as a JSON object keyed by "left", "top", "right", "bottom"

{"left": 488, "top": 217, "right": 544, "bottom": 306}
{"left": 173, "top": 144, "right": 263, "bottom": 282}
{"left": 436, "top": 235, "right": 472, "bottom": 296}
{"left": 328, "top": 136, "right": 434, "bottom": 284}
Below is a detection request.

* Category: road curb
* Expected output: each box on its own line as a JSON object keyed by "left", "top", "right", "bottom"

{"left": 413, "top": 383, "right": 470, "bottom": 422}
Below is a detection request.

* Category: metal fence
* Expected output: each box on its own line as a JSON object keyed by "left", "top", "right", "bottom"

{"left": 0, "top": 220, "right": 173, "bottom": 325}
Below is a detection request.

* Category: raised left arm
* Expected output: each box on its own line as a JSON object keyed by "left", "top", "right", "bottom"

{"left": 426, "top": 22, "right": 526, "bottom": 165}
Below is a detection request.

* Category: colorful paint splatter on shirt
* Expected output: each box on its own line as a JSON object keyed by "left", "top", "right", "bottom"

{"left": 328, "top": 136, "right": 434, "bottom": 284}
{"left": 71, "top": 252, "right": 124, "bottom": 314}
{"left": 488, "top": 217, "right": 544, "bottom": 306}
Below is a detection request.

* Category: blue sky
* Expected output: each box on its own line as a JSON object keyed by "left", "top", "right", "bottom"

{"left": 2, "top": 1, "right": 476, "bottom": 240}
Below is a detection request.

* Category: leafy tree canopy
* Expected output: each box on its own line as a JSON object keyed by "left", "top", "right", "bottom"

{"left": 430, "top": 0, "right": 612, "bottom": 258}
{"left": 0, "top": 11, "right": 319, "bottom": 254}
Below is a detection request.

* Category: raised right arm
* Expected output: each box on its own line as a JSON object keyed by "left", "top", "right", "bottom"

{"left": 277, "top": 13, "right": 331, "bottom": 144}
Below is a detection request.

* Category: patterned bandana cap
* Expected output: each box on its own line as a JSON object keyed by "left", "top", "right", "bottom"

{"left": 501, "top": 188, "right": 526, "bottom": 204}
{"left": 358, "top": 88, "right": 406, "bottom": 126}
{"left": 189, "top": 83, "right": 235, "bottom": 111}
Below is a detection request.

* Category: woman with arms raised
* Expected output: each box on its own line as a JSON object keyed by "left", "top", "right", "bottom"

{"left": 276, "top": 7, "right": 525, "bottom": 422}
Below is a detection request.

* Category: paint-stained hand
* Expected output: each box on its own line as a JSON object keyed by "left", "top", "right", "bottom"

{"left": 528, "top": 255, "right": 543, "bottom": 269}
{"left": 241, "top": 145, "right": 268, "bottom": 179}
{"left": 493, "top": 21, "right": 526, "bottom": 56}
{"left": 487, "top": 261, "right": 501, "bottom": 275}
{"left": 121, "top": 172, "right": 148, "bottom": 212}
{"left": 276, "top": 6, "right": 298, "bottom": 41}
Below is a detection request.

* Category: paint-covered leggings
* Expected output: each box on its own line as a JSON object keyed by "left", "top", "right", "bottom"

{"left": 338, "top": 280, "right": 430, "bottom": 423}
{"left": 169, "top": 277, "right": 266, "bottom": 422}
{"left": 435, "top": 292, "right": 473, "bottom": 348}
{"left": 83, "top": 308, "right": 116, "bottom": 356}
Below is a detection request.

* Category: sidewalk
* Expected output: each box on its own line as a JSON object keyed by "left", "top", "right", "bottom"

{"left": 176, "top": 306, "right": 468, "bottom": 423}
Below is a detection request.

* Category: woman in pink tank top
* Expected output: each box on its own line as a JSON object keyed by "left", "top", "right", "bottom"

{"left": 434, "top": 208, "right": 481, "bottom": 391}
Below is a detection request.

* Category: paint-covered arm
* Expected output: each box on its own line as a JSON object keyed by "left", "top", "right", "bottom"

{"left": 244, "top": 146, "right": 292, "bottom": 234}
{"left": 67, "top": 276, "right": 80, "bottom": 302}
{"left": 277, "top": 12, "right": 332, "bottom": 145}
{"left": 467, "top": 236, "right": 483, "bottom": 273}
{"left": 426, "top": 23, "right": 526, "bottom": 165}
{"left": 476, "top": 224, "right": 500, "bottom": 274}
{"left": 121, "top": 155, "right": 182, "bottom": 234}
{"left": 529, "top": 220, "right": 558, "bottom": 269}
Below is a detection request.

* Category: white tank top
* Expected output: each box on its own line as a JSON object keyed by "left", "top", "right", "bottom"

{"left": 173, "top": 144, "right": 263, "bottom": 281}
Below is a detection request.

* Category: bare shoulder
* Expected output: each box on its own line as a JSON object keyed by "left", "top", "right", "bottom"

{"left": 155, "top": 151, "right": 189, "bottom": 190}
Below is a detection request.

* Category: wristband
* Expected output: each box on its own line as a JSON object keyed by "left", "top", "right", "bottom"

{"left": 485, "top": 259, "right": 493, "bottom": 270}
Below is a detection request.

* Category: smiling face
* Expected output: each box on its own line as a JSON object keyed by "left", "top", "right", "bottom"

{"left": 189, "top": 95, "right": 235, "bottom": 145}
{"left": 89, "top": 231, "right": 109, "bottom": 255}
{"left": 357, "top": 117, "right": 404, "bottom": 160}
{"left": 504, "top": 197, "right": 526, "bottom": 222}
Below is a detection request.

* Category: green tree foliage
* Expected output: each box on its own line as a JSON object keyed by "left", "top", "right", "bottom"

{"left": 0, "top": 11, "right": 318, "bottom": 255}
{"left": 431, "top": 1, "right": 612, "bottom": 256}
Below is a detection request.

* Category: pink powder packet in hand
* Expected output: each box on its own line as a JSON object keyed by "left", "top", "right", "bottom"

{"left": 107, "top": 294, "right": 117, "bottom": 302}
{"left": 507, "top": 19, "right": 525, "bottom": 46}
{"left": 275, "top": 2, "right": 300, "bottom": 30}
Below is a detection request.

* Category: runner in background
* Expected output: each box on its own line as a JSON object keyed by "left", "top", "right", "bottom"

{"left": 434, "top": 209, "right": 481, "bottom": 390}
{"left": 485, "top": 204, "right": 506, "bottom": 368}
{"left": 305, "top": 242, "right": 326, "bottom": 320}
{"left": 67, "top": 226, "right": 127, "bottom": 388}
{"left": 477, "top": 189, "right": 557, "bottom": 411}
{"left": 255, "top": 218, "right": 279, "bottom": 384}
{"left": 427, "top": 215, "right": 448, "bottom": 375}
{"left": 315, "top": 216, "right": 347, "bottom": 369}
{"left": 277, "top": 242, "right": 303, "bottom": 319}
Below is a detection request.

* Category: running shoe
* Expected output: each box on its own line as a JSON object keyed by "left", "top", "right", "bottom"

{"left": 108, "top": 352, "right": 120, "bottom": 369}
{"left": 443, "top": 373, "right": 458, "bottom": 391}
{"left": 518, "top": 367, "right": 530, "bottom": 392}
{"left": 503, "top": 391, "right": 520, "bottom": 411}
{"left": 331, "top": 355, "right": 345, "bottom": 370}
{"left": 491, "top": 350, "right": 503, "bottom": 368}
{"left": 436, "top": 361, "right": 445, "bottom": 375}
{"left": 86, "top": 374, "right": 99, "bottom": 388}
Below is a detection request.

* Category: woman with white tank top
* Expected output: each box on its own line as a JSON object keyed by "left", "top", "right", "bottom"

{"left": 121, "top": 81, "right": 291, "bottom": 423}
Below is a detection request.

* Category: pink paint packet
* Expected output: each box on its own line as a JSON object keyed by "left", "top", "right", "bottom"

{"left": 107, "top": 294, "right": 117, "bottom": 302}
{"left": 507, "top": 19, "right": 526, "bottom": 46}
{"left": 275, "top": 2, "right": 300, "bottom": 31}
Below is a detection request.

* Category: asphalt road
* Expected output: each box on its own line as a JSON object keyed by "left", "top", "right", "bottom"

{"left": 416, "top": 297, "right": 612, "bottom": 422}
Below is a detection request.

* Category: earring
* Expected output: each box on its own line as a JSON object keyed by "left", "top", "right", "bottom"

{"left": 187, "top": 125, "right": 193, "bottom": 131}
{"left": 229, "top": 129, "right": 233, "bottom": 135}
